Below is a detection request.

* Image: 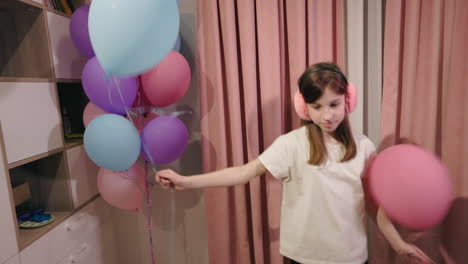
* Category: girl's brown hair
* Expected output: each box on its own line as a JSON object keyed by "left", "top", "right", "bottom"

{"left": 298, "top": 62, "right": 357, "bottom": 165}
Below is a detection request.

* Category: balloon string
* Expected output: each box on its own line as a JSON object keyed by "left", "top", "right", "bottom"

{"left": 112, "top": 77, "right": 157, "bottom": 165}
{"left": 133, "top": 78, "right": 145, "bottom": 130}
{"left": 105, "top": 73, "right": 114, "bottom": 109}
{"left": 111, "top": 74, "right": 180, "bottom": 264}
{"left": 127, "top": 106, "right": 192, "bottom": 118}
{"left": 170, "top": 110, "right": 192, "bottom": 117}
{"left": 112, "top": 77, "right": 133, "bottom": 123}
{"left": 170, "top": 187, "right": 175, "bottom": 264}
{"left": 144, "top": 162, "right": 156, "bottom": 264}
{"left": 111, "top": 75, "right": 157, "bottom": 264}
{"left": 150, "top": 166, "right": 176, "bottom": 264}
{"left": 151, "top": 107, "right": 192, "bottom": 117}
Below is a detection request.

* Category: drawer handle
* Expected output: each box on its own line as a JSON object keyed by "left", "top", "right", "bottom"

{"left": 69, "top": 243, "right": 89, "bottom": 263}
{"left": 65, "top": 213, "right": 85, "bottom": 231}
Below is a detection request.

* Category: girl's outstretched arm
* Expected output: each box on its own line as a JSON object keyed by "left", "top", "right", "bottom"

{"left": 155, "top": 159, "right": 266, "bottom": 190}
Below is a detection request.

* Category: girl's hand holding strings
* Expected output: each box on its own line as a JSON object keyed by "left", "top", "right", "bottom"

{"left": 155, "top": 169, "right": 190, "bottom": 190}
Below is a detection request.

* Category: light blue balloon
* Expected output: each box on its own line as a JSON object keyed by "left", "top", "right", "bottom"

{"left": 174, "top": 35, "right": 181, "bottom": 52}
{"left": 88, "top": 0, "right": 180, "bottom": 77}
{"left": 84, "top": 114, "right": 141, "bottom": 171}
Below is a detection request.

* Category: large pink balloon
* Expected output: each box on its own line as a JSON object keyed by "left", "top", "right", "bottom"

{"left": 141, "top": 51, "right": 191, "bottom": 107}
{"left": 97, "top": 163, "right": 146, "bottom": 211}
{"left": 368, "top": 144, "right": 453, "bottom": 230}
{"left": 83, "top": 102, "right": 108, "bottom": 128}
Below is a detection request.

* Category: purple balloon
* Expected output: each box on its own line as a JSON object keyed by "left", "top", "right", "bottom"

{"left": 70, "top": 5, "right": 95, "bottom": 58}
{"left": 141, "top": 116, "right": 188, "bottom": 164}
{"left": 82, "top": 57, "right": 138, "bottom": 115}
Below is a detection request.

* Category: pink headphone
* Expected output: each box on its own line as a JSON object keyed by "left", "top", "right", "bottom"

{"left": 293, "top": 67, "right": 357, "bottom": 121}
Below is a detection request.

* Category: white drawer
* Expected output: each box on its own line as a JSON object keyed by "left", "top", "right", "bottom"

{"left": 0, "top": 82, "right": 63, "bottom": 164}
{"left": 66, "top": 146, "right": 99, "bottom": 208}
{"left": 20, "top": 198, "right": 107, "bottom": 264}
{"left": 57, "top": 223, "right": 117, "bottom": 264}
{"left": 57, "top": 241, "right": 97, "bottom": 264}
{"left": 2, "top": 255, "right": 20, "bottom": 264}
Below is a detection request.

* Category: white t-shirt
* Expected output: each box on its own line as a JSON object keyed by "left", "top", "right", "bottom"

{"left": 258, "top": 126, "right": 376, "bottom": 264}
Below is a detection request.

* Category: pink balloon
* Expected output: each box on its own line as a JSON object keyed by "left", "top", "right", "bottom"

{"left": 141, "top": 51, "right": 191, "bottom": 107}
{"left": 97, "top": 163, "right": 146, "bottom": 211}
{"left": 368, "top": 144, "right": 453, "bottom": 229}
{"left": 83, "top": 102, "right": 108, "bottom": 128}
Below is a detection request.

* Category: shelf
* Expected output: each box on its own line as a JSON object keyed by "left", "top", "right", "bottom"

{"left": 18, "top": 211, "right": 72, "bottom": 250}
{"left": 7, "top": 143, "right": 86, "bottom": 169}
{"left": 64, "top": 139, "right": 83, "bottom": 149}
{"left": 18, "top": 0, "right": 44, "bottom": 8}
{"left": 18, "top": 193, "right": 101, "bottom": 250}
{"left": 45, "top": 6, "right": 71, "bottom": 18}
{"left": 57, "top": 82, "right": 88, "bottom": 140}
{"left": 55, "top": 78, "right": 82, "bottom": 83}
{"left": 8, "top": 152, "right": 73, "bottom": 211}
{"left": 8, "top": 148, "right": 63, "bottom": 169}
{"left": 45, "top": 0, "right": 89, "bottom": 16}
{"left": 0, "top": 77, "right": 54, "bottom": 83}
{"left": 0, "top": 0, "right": 53, "bottom": 78}
{"left": 9, "top": 151, "right": 74, "bottom": 249}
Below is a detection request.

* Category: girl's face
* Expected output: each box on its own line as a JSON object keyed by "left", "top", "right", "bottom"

{"left": 307, "top": 87, "right": 346, "bottom": 134}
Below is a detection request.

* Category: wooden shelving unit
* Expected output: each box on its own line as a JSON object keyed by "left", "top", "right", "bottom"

{"left": 0, "top": 0, "right": 95, "bottom": 257}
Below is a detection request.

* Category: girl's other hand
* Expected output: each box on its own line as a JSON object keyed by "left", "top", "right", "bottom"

{"left": 395, "top": 242, "right": 436, "bottom": 264}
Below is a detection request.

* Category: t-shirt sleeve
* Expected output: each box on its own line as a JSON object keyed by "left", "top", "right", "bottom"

{"left": 364, "top": 137, "right": 377, "bottom": 160}
{"left": 360, "top": 137, "right": 377, "bottom": 179}
{"left": 258, "top": 134, "right": 293, "bottom": 180}
{"left": 363, "top": 137, "right": 377, "bottom": 160}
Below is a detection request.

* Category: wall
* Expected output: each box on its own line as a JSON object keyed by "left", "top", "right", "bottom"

{"left": 346, "top": 0, "right": 383, "bottom": 145}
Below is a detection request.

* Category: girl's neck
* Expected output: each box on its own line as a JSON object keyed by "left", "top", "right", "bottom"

{"left": 323, "top": 131, "right": 340, "bottom": 145}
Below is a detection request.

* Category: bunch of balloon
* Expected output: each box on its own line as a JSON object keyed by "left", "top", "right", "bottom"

{"left": 69, "top": 1, "right": 189, "bottom": 263}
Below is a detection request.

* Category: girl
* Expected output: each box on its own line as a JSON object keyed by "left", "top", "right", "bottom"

{"left": 156, "top": 63, "right": 434, "bottom": 264}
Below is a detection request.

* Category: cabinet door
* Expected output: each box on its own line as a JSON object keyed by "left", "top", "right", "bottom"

{"left": 0, "top": 82, "right": 63, "bottom": 164}
{"left": 66, "top": 146, "right": 99, "bottom": 208}
{"left": 0, "top": 126, "right": 19, "bottom": 263}
{"left": 46, "top": 11, "right": 87, "bottom": 79}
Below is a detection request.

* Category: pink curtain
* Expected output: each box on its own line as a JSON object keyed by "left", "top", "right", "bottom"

{"left": 373, "top": 0, "right": 468, "bottom": 263}
{"left": 197, "top": 0, "right": 344, "bottom": 263}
